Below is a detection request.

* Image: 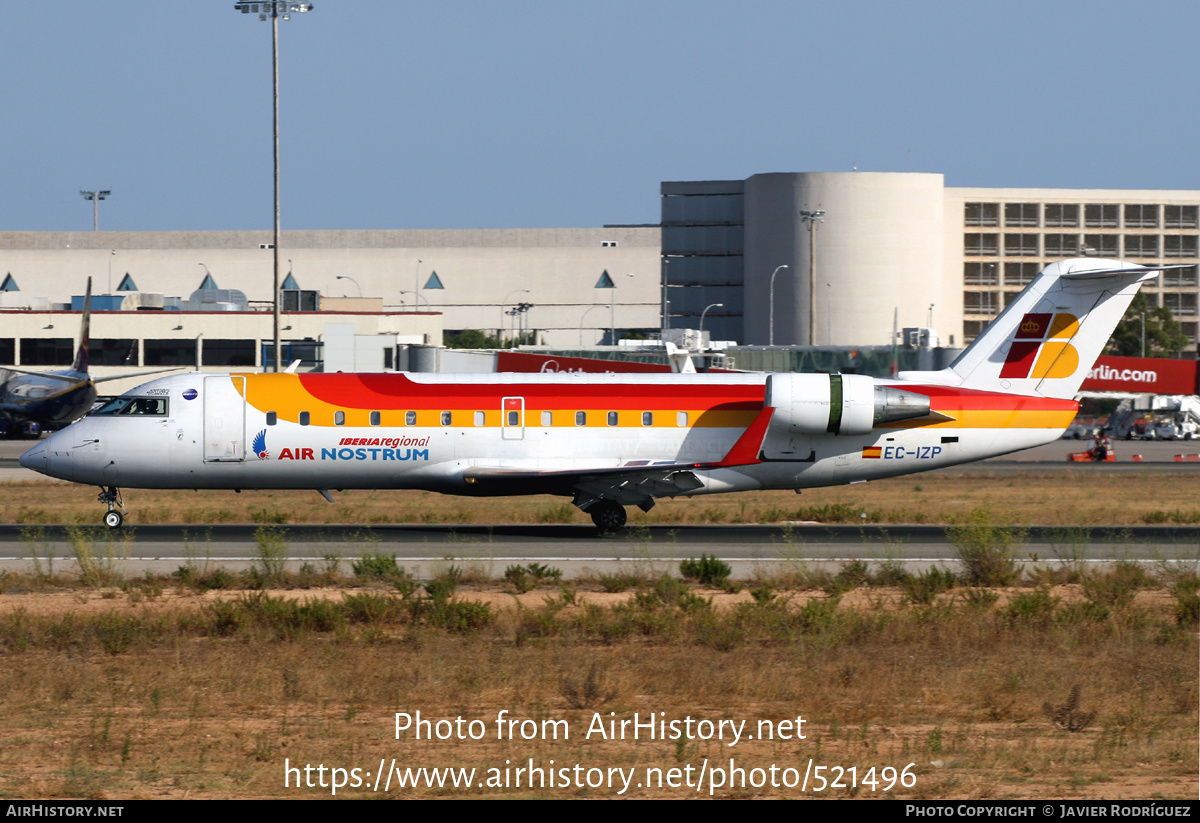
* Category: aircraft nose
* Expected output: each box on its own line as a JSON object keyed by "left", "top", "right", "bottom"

{"left": 19, "top": 445, "right": 46, "bottom": 472}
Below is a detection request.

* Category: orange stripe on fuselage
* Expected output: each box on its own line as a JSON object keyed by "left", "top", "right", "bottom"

{"left": 230, "top": 374, "right": 1077, "bottom": 431}
{"left": 879, "top": 384, "right": 1078, "bottom": 429}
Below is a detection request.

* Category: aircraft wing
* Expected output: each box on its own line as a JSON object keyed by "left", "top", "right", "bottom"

{"left": 461, "top": 408, "right": 776, "bottom": 508}
{"left": 91, "top": 368, "right": 187, "bottom": 384}
{"left": 0, "top": 366, "right": 183, "bottom": 385}
{"left": 462, "top": 462, "right": 709, "bottom": 509}
{"left": 0, "top": 367, "right": 83, "bottom": 384}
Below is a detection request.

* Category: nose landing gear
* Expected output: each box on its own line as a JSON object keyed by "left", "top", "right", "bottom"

{"left": 98, "top": 486, "right": 127, "bottom": 528}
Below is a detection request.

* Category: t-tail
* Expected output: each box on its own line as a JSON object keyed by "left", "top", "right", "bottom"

{"left": 71, "top": 277, "right": 92, "bottom": 375}
{"left": 899, "top": 258, "right": 1169, "bottom": 399}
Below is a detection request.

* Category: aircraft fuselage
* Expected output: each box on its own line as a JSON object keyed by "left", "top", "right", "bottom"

{"left": 21, "top": 371, "right": 1074, "bottom": 498}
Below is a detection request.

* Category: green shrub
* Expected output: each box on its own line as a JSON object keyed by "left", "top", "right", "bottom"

{"left": 902, "top": 566, "right": 957, "bottom": 605}
{"left": 505, "top": 563, "right": 564, "bottom": 593}
{"left": 352, "top": 552, "right": 403, "bottom": 579}
{"left": 342, "top": 592, "right": 403, "bottom": 623}
{"left": 1005, "top": 588, "right": 1059, "bottom": 624}
{"left": 679, "top": 554, "right": 732, "bottom": 586}
{"left": 598, "top": 572, "right": 640, "bottom": 592}
{"left": 1081, "top": 562, "right": 1151, "bottom": 609}
{"left": 1171, "top": 573, "right": 1200, "bottom": 626}
{"left": 424, "top": 565, "right": 462, "bottom": 601}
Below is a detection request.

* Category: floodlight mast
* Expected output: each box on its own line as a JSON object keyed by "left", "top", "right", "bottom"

{"left": 80, "top": 190, "right": 111, "bottom": 231}
{"left": 800, "top": 209, "right": 826, "bottom": 346}
{"left": 232, "top": 1, "right": 314, "bottom": 372}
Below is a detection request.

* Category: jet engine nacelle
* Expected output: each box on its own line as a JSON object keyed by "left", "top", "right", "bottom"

{"left": 764, "top": 373, "right": 931, "bottom": 436}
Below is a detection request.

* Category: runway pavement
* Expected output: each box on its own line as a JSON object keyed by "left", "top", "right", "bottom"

{"left": 0, "top": 523, "right": 1194, "bottom": 579}
{"left": 0, "top": 436, "right": 1196, "bottom": 578}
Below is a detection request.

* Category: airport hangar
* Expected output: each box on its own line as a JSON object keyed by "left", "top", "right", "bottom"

{"left": 0, "top": 171, "right": 1196, "bottom": 390}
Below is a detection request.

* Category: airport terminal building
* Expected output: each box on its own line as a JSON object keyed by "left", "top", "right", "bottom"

{"left": 1, "top": 172, "right": 1196, "bottom": 377}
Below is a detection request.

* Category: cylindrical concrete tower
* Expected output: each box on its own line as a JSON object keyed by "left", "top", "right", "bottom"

{"left": 743, "top": 172, "right": 946, "bottom": 346}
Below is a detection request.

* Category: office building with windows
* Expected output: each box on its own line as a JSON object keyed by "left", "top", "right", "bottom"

{"left": 663, "top": 173, "right": 1199, "bottom": 351}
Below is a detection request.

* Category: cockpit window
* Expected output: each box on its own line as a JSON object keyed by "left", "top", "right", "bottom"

{"left": 92, "top": 396, "right": 169, "bottom": 416}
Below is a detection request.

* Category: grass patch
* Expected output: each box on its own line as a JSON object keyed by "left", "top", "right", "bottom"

{"left": 946, "top": 510, "right": 1024, "bottom": 586}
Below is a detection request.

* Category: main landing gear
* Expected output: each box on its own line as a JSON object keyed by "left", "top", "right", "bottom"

{"left": 98, "top": 486, "right": 127, "bottom": 528}
{"left": 588, "top": 500, "right": 627, "bottom": 532}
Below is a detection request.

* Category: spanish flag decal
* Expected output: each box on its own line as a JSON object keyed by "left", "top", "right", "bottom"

{"left": 862, "top": 446, "right": 882, "bottom": 459}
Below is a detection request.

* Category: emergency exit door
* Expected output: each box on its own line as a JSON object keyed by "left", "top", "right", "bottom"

{"left": 203, "top": 375, "right": 247, "bottom": 462}
{"left": 501, "top": 396, "right": 525, "bottom": 440}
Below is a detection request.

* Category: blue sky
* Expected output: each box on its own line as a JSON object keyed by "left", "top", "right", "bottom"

{"left": 4, "top": 1, "right": 1198, "bottom": 232}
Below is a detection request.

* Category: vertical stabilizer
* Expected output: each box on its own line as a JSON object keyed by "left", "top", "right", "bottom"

{"left": 899, "top": 259, "right": 1160, "bottom": 399}
{"left": 72, "top": 278, "right": 92, "bottom": 374}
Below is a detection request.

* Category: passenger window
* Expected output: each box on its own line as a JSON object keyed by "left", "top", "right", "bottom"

{"left": 607, "top": 411, "right": 618, "bottom": 427}
{"left": 405, "top": 410, "right": 416, "bottom": 427}
{"left": 334, "top": 411, "right": 346, "bottom": 426}
{"left": 370, "top": 411, "right": 381, "bottom": 426}
{"left": 474, "top": 411, "right": 485, "bottom": 427}
{"left": 677, "top": 411, "right": 688, "bottom": 427}
{"left": 441, "top": 411, "right": 452, "bottom": 426}
{"left": 299, "top": 411, "right": 310, "bottom": 426}
{"left": 575, "top": 411, "right": 586, "bottom": 426}
{"left": 541, "top": 410, "right": 552, "bottom": 426}
{"left": 266, "top": 411, "right": 277, "bottom": 426}
{"left": 642, "top": 411, "right": 653, "bottom": 426}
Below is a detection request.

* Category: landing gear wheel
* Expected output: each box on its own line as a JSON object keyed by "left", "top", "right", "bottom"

{"left": 589, "top": 500, "right": 627, "bottom": 532}
{"left": 97, "top": 486, "right": 128, "bottom": 529}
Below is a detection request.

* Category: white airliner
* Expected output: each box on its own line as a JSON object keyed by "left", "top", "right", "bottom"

{"left": 20, "top": 259, "right": 1165, "bottom": 529}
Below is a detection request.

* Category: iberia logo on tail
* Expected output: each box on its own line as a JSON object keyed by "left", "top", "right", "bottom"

{"left": 999, "top": 313, "right": 1079, "bottom": 380}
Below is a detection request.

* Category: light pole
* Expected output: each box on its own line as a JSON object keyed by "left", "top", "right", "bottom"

{"left": 699, "top": 302, "right": 723, "bottom": 349}
{"left": 501, "top": 288, "right": 530, "bottom": 344}
{"left": 768, "top": 264, "right": 789, "bottom": 346}
{"left": 800, "top": 210, "right": 825, "bottom": 346}
{"left": 413, "top": 259, "right": 423, "bottom": 311}
{"left": 825, "top": 282, "right": 832, "bottom": 346}
{"left": 1139, "top": 311, "right": 1146, "bottom": 357}
{"left": 399, "top": 290, "right": 429, "bottom": 310}
{"left": 579, "top": 305, "right": 606, "bottom": 345}
{"left": 336, "top": 275, "right": 362, "bottom": 297}
{"left": 609, "top": 272, "right": 634, "bottom": 344}
{"left": 661, "top": 257, "right": 670, "bottom": 332}
{"left": 233, "top": 0, "right": 314, "bottom": 372}
{"left": 514, "top": 302, "right": 533, "bottom": 344}
{"left": 80, "top": 190, "right": 111, "bottom": 231}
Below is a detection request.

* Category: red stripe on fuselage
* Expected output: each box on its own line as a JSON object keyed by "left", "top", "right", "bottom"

{"left": 296, "top": 373, "right": 765, "bottom": 411}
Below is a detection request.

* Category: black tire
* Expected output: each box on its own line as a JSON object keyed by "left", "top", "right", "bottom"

{"left": 104, "top": 511, "right": 123, "bottom": 529}
{"left": 589, "top": 501, "right": 627, "bottom": 531}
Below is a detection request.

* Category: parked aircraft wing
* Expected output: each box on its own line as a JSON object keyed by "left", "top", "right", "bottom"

{"left": 0, "top": 368, "right": 84, "bottom": 383}
{"left": 91, "top": 368, "right": 186, "bottom": 384}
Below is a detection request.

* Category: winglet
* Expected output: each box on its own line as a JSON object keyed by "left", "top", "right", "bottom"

{"left": 709, "top": 407, "right": 774, "bottom": 468}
